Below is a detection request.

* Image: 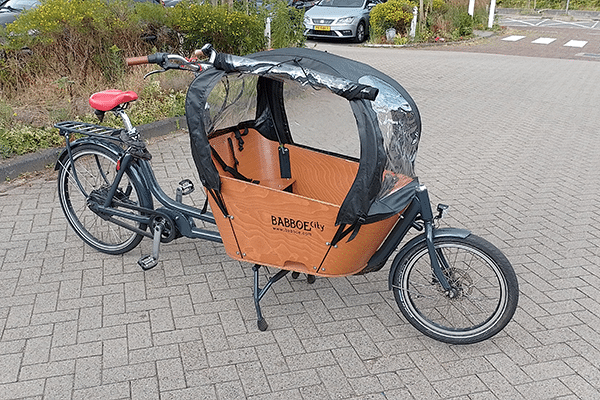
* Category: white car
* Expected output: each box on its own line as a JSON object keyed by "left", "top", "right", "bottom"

{"left": 303, "top": 0, "right": 382, "bottom": 43}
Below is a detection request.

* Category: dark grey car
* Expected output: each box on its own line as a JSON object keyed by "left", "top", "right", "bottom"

{"left": 0, "top": 0, "right": 39, "bottom": 28}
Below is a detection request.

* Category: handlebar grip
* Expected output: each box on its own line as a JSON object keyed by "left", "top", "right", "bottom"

{"left": 126, "top": 56, "right": 149, "bottom": 66}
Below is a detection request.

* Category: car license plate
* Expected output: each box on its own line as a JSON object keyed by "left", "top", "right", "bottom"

{"left": 315, "top": 25, "right": 331, "bottom": 31}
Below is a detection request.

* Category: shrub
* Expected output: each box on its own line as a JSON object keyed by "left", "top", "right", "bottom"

{"left": 370, "top": 0, "right": 416, "bottom": 39}
{"left": 452, "top": 10, "right": 474, "bottom": 37}
{"left": 0, "top": 0, "right": 306, "bottom": 158}
{"left": 0, "top": 124, "right": 64, "bottom": 158}
{"left": 420, "top": 0, "right": 483, "bottom": 41}
{"left": 1, "top": 0, "right": 172, "bottom": 97}
{"left": 170, "top": 2, "right": 265, "bottom": 55}
{"left": 260, "top": 0, "right": 306, "bottom": 49}
{"left": 498, "top": 0, "right": 600, "bottom": 10}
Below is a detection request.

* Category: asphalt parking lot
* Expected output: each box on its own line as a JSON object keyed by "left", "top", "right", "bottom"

{"left": 1, "top": 21, "right": 600, "bottom": 399}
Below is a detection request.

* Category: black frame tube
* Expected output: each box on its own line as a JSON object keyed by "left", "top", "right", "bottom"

{"left": 365, "top": 198, "right": 421, "bottom": 272}
{"left": 137, "top": 160, "right": 216, "bottom": 224}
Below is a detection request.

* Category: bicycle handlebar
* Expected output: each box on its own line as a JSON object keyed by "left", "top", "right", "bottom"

{"left": 126, "top": 44, "right": 217, "bottom": 71}
{"left": 125, "top": 52, "right": 205, "bottom": 76}
{"left": 126, "top": 56, "right": 150, "bottom": 66}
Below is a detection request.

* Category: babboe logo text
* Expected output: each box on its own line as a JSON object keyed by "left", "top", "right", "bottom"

{"left": 271, "top": 215, "right": 325, "bottom": 233}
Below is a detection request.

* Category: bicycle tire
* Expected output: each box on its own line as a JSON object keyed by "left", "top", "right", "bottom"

{"left": 391, "top": 234, "right": 518, "bottom": 344}
{"left": 57, "top": 144, "right": 150, "bottom": 255}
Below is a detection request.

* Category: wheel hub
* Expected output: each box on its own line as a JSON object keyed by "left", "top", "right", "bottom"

{"left": 445, "top": 268, "right": 474, "bottom": 299}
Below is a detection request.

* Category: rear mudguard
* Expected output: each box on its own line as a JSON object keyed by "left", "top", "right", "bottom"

{"left": 55, "top": 138, "right": 153, "bottom": 209}
{"left": 55, "top": 137, "right": 123, "bottom": 171}
{"left": 387, "top": 227, "right": 471, "bottom": 290}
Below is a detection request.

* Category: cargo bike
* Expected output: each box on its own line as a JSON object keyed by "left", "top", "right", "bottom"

{"left": 55, "top": 44, "right": 518, "bottom": 344}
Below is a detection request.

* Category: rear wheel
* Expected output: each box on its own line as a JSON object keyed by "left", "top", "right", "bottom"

{"left": 391, "top": 235, "right": 518, "bottom": 344}
{"left": 57, "top": 144, "right": 150, "bottom": 254}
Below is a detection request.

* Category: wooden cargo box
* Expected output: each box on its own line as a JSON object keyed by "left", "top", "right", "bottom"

{"left": 207, "top": 128, "right": 411, "bottom": 277}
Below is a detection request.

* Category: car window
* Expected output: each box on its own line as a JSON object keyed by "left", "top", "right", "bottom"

{"left": 318, "top": 0, "right": 365, "bottom": 7}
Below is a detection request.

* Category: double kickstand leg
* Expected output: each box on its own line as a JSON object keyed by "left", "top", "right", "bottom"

{"left": 252, "top": 265, "right": 289, "bottom": 331}
{"left": 252, "top": 265, "right": 317, "bottom": 331}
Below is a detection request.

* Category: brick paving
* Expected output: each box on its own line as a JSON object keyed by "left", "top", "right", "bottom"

{"left": 1, "top": 40, "right": 600, "bottom": 399}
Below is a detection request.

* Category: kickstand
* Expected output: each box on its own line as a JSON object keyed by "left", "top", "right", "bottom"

{"left": 252, "top": 265, "right": 289, "bottom": 331}
{"left": 138, "top": 221, "right": 163, "bottom": 270}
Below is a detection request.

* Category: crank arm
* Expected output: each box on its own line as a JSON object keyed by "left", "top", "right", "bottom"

{"left": 138, "top": 221, "right": 164, "bottom": 270}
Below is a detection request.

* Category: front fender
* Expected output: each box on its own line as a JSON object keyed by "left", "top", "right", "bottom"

{"left": 387, "top": 227, "right": 471, "bottom": 290}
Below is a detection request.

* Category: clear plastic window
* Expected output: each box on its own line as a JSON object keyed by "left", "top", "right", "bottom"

{"left": 283, "top": 80, "right": 359, "bottom": 159}
{"left": 206, "top": 74, "right": 259, "bottom": 134}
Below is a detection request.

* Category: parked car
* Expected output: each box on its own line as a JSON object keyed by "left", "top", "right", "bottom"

{"left": 289, "top": 0, "right": 318, "bottom": 11}
{"left": 0, "top": 0, "right": 39, "bottom": 28}
{"left": 303, "top": 0, "right": 381, "bottom": 43}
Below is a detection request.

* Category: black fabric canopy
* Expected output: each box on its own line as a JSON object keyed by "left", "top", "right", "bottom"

{"left": 185, "top": 47, "right": 421, "bottom": 229}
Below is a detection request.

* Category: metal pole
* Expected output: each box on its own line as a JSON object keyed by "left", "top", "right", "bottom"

{"left": 265, "top": 16, "right": 272, "bottom": 49}
{"left": 488, "top": 0, "right": 496, "bottom": 28}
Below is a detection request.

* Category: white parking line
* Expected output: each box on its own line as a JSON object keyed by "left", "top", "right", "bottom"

{"left": 564, "top": 40, "right": 588, "bottom": 48}
{"left": 502, "top": 35, "right": 526, "bottom": 41}
{"left": 532, "top": 37, "right": 557, "bottom": 44}
{"left": 500, "top": 33, "right": 592, "bottom": 50}
{"left": 500, "top": 17, "right": 600, "bottom": 30}
{"left": 543, "top": 20, "right": 596, "bottom": 29}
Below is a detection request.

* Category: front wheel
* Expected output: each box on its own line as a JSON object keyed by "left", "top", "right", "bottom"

{"left": 391, "top": 234, "right": 518, "bottom": 344}
{"left": 57, "top": 144, "right": 150, "bottom": 255}
{"left": 354, "top": 21, "right": 366, "bottom": 43}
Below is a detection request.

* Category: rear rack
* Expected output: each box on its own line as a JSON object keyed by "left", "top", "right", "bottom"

{"left": 54, "top": 121, "right": 123, "bottom": 139}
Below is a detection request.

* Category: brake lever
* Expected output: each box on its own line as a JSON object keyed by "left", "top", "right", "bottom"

{"left": 144, "top": 60, "right": 198, "bottom": 79}
{"left": 143, "top": 69, "right": 166, "bottom": 79}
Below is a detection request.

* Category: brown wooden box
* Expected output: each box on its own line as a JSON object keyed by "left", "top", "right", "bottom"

{"left": 207, "top": 129, "right": 410, "bottom": 277}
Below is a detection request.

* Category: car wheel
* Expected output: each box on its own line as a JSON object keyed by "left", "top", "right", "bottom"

{"left": 354, "top": 21, "right": 366, "bottom": 43}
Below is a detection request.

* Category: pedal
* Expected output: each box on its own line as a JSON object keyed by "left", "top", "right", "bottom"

{"left": 179, "top": 179, "right": 194, "bottom": 195}
{"left": 176, "top": 179, "right": 195, "bottom": 202}
{"left": 138, "top": 255, "right": 158, "bottom": 270}
{"left": 138, "top": 220, "right": 164, "bottom": 271}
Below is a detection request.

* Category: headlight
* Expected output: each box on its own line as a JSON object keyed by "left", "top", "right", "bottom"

{"left": 304, "top": 16, "right": 311, "bottom": 24}
{"left": 337, "top": 17, "right": 355, "bottom": 24}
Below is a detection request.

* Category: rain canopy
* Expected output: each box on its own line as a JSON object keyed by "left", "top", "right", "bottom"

{"left": 185, "top": 47, "right": 421, "bottom": 232}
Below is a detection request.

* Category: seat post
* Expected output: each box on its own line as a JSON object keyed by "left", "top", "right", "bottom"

{"left": 114, "top": 108, "right": 138, "bottom": 140}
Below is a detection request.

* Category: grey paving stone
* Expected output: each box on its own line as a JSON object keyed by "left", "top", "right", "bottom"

{"left": 0, "top": 353, "right": 22, "bottom": 384}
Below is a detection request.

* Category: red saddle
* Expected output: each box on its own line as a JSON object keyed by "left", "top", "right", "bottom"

{"left": 89, "top": 89, "right": 138, "bottom": 112}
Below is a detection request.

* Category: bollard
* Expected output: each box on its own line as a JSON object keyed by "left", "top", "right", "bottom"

{"left": 410, "top": 6, "right": 417, "bottom": 38}
{"left": 265, "top": 16, "right": 272, "bottom": 49}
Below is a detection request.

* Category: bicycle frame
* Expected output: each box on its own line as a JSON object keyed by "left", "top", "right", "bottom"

{"left": 103, "top": 149, "right": 460, "bottom": 289}
{"left": 57, "top": 125, "right": 459, "bottom": 284}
